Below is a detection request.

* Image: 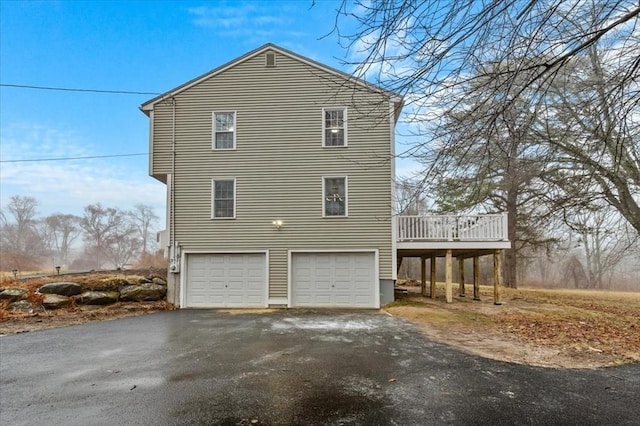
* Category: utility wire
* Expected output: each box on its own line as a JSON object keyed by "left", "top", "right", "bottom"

{"left": 0, "top": 83, "right": 161, "bottom": 95}
{"left": 0, "top": 153, "right": 148, "bottom": 163}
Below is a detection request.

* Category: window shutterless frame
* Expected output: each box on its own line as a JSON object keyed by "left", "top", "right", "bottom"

{"left": 322, "top": 107, "right": 347, "bottom": 147}
{"left": 322, "top": 176, "right": 348, "bottom": 217}
{"left": 212, "top": 111, "right": 237, "bottom": 150}
{"left": 211, "top": 178, "right": 236, "bottom": 219}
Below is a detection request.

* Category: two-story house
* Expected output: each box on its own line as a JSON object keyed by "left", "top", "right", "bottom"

{"left": 141, "top": 44, "right": 403, "bottom": 309}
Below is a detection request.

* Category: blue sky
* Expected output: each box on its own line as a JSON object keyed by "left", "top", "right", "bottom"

{"left": 0, "top": 0, "right": 417, "bottom": 226}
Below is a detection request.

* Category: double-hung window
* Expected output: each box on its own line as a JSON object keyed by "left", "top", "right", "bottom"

{"left": 323, "top": 177, "right": 348, "bottom": 217}
{"left": 323, "top": 108, "right": 347, "bottom": 147}
{"left": 212, "top": 178, "right": 236, "bottom": 219}
{"left": 213, "top": 112, "right": 236, "bottom": 150}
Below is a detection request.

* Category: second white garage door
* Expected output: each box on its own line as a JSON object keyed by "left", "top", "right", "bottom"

{"left": 185, "top": 253, "right": 267, "bottom": 308}
{"left": 291, "top": 252, "right": 377, "bottom": 308}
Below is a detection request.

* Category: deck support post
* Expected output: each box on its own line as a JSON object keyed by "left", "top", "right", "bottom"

{"left": 445, "top": 250, "right": 453, "bottom": 303}
{"left": 493, "top": 250, "right": 502, "bottom": 305}
{"left": 421, "top": 256, "right": 427, "bottom": 296}
{"left": 430, "top": 256, "right": 436, "bottom": 299}
{"left": 458, "top": 258, "right": 465, "bottom": 297}
{"left": 473, "top": 256, "right": 480, "bottom": 301}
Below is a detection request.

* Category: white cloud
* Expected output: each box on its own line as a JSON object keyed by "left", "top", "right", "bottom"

{"left": 187, "top": 3, "right": 300, "bottom": 39}
{"left": 395, "top": 159, "right": 424, "bottom": 180}
{"left": 0, "top": 122, "right": 166, "bottom": 225}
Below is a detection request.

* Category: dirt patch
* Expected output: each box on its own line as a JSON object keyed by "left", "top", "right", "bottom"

{"left": 387, "top": 285, "right": 640, "bottom": 369}
{"left": 0, "top": 301, "right": 174, "bottom": 335}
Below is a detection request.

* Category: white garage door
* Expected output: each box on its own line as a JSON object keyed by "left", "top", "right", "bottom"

{"left": 185, "top": 253, "right": 267, "bottom": 308}
{"left": 291, "top": 252, "right": 377, "bottom": 308}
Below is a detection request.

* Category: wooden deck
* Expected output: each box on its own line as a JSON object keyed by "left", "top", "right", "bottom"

{"left": 395, "top": 214, "right": 511, "bottom": 304}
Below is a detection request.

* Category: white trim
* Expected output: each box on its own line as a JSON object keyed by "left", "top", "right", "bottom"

{"left": 321, "top": 107, "right": 348, "bottom": 147}
{"left": 211, "top": 178, "right": 237, "bottom": 219}
{"left": 180, "top": 249, "right": 269, "bottom": 308}
{"left": 287, "top": 249, "right": 380, "bottom": 309}
{"left": 212, "top": 111, "right": 237, "bottom": 150}
{"left": 165, "top": 174, "right": 172, "bottom": 245}
{"left": 148, "top": 110, "right": 154, "bottom": 174}
{"left": 287, "top": 250, "right": 292, "bottom": 307}
{"left": 390, "top": 100, "right": 398, "bottom": 281}
{"left": 322, "top": 176, "right": 348, "bottom": 218}
{"left": 268, "top": 297, "right": 287, "bottom": 305}
{"left": 397, "top": 241, "right": 512, "bottom": 250}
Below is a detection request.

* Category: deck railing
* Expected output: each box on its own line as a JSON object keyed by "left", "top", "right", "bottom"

{"left": 397, "top": 214, "right": 508, "bottom": 242}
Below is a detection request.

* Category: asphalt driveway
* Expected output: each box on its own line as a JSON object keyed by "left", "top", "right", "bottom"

{"left": 1, "top": 310, "right": 638, "bottom": 425}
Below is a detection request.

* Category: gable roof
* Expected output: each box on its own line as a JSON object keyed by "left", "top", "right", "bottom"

{"left": 140, "top": 43, "right": 403, "bottom": 116}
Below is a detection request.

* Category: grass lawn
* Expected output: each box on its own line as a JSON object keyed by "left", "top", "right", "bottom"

{"left": 387, "top": 282, "right": 640, "bottom": 368}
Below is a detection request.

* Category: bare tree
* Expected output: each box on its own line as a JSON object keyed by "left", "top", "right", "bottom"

{"left": 333, "top": 0, "right": 640, "bottom": 234}
{"left": 334, "top": 0, "right": 638, "bottom": 108}
{"left": 43, "top": 214, "right": 82, "bottom": 266}
{"left": 394, "top": 178, "right": 430, "bottom": 215}
{"left": 80, "top": 203, "right": 137, "bottom": 269}
{"left": 420, "top": 68, "right": 561, "bottom": 288}
{"left": 568, "top": 207, "right": 638, "bottom": 289}
{"left": 0, "top": 195, "right": 44, "bottom": 269}
{"left": 1, "top": 195, "right": 39, "bottom": 252}
{"left": 129, "top": 204, "right": 159, "bottom": 255}
{"left": 105, "top": 233, "right": 141, "bottom": 269}
{"left": 538, "top": 44, "right": 640, "bottom": 233}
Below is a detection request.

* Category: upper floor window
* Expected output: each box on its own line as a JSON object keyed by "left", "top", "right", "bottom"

{"left": 212, "top": 178, "right": 236, "bottom": 219}
{"left": 323, "top": 176, "right": 348, "bottom": 217}
{"left": 323, "top": 108, "right": 347, "bottom": 147}
{"left": 213, "top": 112, "right": 236, "bottom": 150}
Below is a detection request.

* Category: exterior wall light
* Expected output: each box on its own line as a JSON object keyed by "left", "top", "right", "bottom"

{"left": 272, "top": 220, "right": 283, "bottom": 229}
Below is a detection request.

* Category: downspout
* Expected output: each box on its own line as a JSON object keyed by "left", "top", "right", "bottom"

{"left": 171, "top": 97, "right": 176, "bottom": 249}
{"left": 169, "top": 97, "right": 180, "bottom": 274}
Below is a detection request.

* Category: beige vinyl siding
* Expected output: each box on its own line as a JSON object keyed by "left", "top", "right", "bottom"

{"left": 151, "top": 50, "right": 394, "bottom": 298}
{"left": 150, "top": 102, "right": 174, "bottom": 179}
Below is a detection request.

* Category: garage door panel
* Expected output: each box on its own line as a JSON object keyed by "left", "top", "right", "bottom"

{"left": 316, "top": 266, "right": 331, "bottom": 277}
{"left": 247, "top": 266, "right": 264, "bottom": 277}
{"left": 208, "top": 295, "right": 225, "bottom": 305}
{"left": 227, "top": 279, "right": 245, "bottom": 290}
{"left": 226, "top": 294, "right": 244, "bottom": 305}
{"left": 185, "top": 253, "right": 266, "bottom": 308}
{"left": 315, "top": 295, "right": 332, "bottom": 304}
{"left": 334, "top": 295, "right": 353, "bottom": 305}
{"left": 296, "top": 295, "right": 311, "bottom": 304}
{"left": 229, "top": 269, "right": 244, "bottom": 278}
{"left": 291, "top": 252, "right": 376, "bottom": 308}
{"left": 246, "top": 280, "right": 264, "bottom": 291}
{"left": 334, "top": 278, "right": 351, "bottom": 290}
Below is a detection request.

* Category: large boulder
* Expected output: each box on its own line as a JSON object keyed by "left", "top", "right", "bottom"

{"left": 79, "top": 291, "right": 119, "bottom": 305}
{"left": 8, "top": 300, "right": 34, "bottom": 313}
{"left": 42, "top": 294, "right": 71, "bottom": 309}
{"left": 38, "top": 282, "right": 82, "bottom": 296}
{"left": 119, "top": 283, "right": 166, "bottom": 302}
{"left": 92, "top": 277, "right": 130, "bottom": 291}
{"left": 0, "top": 288, "right": 29, "bottom": 302}
{"left": 152, "top": 277, "right": 167, "bottom": 286}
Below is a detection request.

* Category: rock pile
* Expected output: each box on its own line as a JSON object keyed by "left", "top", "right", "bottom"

{"left": 0, "top": 275, "right": 167, "bottom": 314}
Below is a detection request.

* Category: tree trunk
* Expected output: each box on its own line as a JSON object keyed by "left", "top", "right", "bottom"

{"left": 504, "top": 156, "right": 519, "bottom": 289}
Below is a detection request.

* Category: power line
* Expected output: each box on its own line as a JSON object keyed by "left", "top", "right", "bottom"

{"left": 0, "top": 83, "right": 161, "bottom": 95}
{"left": 0, "top": 153, "right": 148, "bottom": 163}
